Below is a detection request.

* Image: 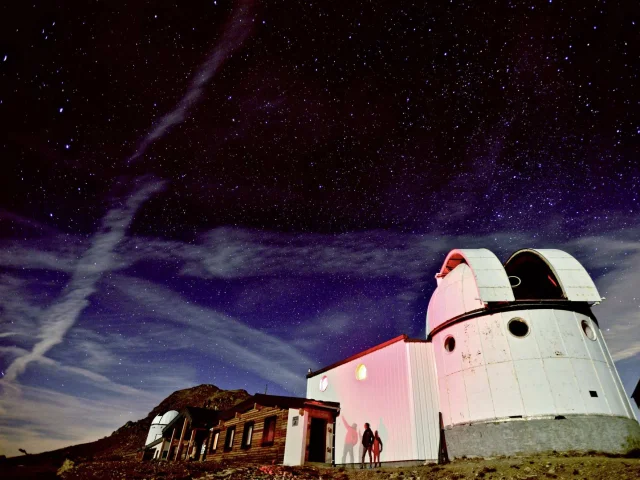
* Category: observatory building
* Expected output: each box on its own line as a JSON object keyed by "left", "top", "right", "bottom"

{"left": 145, "top": 410, "right": 179, "bottom": 448}
{"left": 308, "top": 248, "right": 640, "bottom": 463}
{"left": 426, "top": 248, "right": 638, "bottom": 458}
{"left": 144, "top": 248, "right": 639, "bottom": 466}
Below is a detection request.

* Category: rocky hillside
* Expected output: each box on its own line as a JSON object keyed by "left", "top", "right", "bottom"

{"left": 103, "top": 384, "right": 250, "bottom": 459}
{"left": 2, "top": 384, "right": 250, "bottom": 470}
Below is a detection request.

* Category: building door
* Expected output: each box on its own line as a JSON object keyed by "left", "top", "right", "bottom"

{"left": 308, "top": 418, "right": 327, "bottom": 462}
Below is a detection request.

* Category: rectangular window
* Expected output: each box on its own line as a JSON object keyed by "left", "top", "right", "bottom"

{"left": 211, "top": 431, "right": 220, "bottom": 452}
{"left": 224, "top": 427, "right": 235, "bottom": 451}
{"left": 262, "top": 416, "right": 277, "bottom": 446}
{"left": 241, "top": 421, "right": 254, "bottom": 449}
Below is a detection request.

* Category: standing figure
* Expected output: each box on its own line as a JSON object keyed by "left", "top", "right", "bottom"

{"left": 361, "top": 422, "right": 374, "bottom": 469}
{"left": 372, "top": 430, "right": 383, "bottom": 467}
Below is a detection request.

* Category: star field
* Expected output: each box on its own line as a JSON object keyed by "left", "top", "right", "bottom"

{"left": 0, "top": 0, "right": 639, "bottom": 456}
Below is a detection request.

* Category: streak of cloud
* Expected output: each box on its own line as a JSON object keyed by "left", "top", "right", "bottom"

{"left": 1, "top": 0, "right": 255, "bottom": 390}
{"left": 117, "top": 275, "right": 317, "bottom": 392}
{"left": 0, "top": 383, "right": 150, "bottom": 455}
{"left": 129, "top": 0, "right": 255, "bottom": 163}
{"left": 1, "top": 179, "right": 165, "bottom": 383}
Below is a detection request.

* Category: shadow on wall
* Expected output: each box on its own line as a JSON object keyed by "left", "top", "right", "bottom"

{"left": 377, "top": 417, "right": 388, "bottom": 463}
{"left": 342, "top": 415, "right": 390, "bottom": 465}
{"left": 341, "top": 416, "right": 358, "bottom": 464}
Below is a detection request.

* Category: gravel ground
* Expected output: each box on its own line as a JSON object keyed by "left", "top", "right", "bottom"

{"left": 2, "top": 451, "right": 638, "bottom": 479}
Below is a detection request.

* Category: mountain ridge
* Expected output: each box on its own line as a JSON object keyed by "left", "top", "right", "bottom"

{"left": 3, "top": 384, "right": 250, "bottom": 466}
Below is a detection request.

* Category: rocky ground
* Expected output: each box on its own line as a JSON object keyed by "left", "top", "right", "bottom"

{"left": 2, "top": 451, "right": 638, "bottom": 480}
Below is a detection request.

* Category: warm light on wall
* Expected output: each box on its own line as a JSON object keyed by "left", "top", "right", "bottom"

{"left": 319, "top": 375, "right": 329, "bottom": 391}
{"left": 355, "top": 363, "right": 367, "bottom": 380}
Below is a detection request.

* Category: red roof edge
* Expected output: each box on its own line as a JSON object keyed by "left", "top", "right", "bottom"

{"left": 307, "top": 334, "right": 416, "bottom": 379}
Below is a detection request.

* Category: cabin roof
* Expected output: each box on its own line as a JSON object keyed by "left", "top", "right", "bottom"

{"left": 221, "top": 393, "right": 340, "bottom": 420}
{"left": 158, "top": 394, "right": 339, "bottom": 437}
{"left": 145, "top": 436, "right": 164, "bottom": 448}
{"left": 163, "top": 406, "right": 222, "bottom": 433}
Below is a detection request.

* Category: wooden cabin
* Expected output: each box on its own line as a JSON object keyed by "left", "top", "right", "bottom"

{"left": 146, "top": 406, "right": 221, "bottom": 461}
{"left": 143, "top": 394, "right": 340, "bottom": 466}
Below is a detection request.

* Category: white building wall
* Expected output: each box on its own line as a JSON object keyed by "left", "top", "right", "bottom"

{"left": 307, "top": 339, "right": 440, "bottom": 464}
{"left": 434, "top": 307, "right": 636, "bottom": 427}
{"left": 283, "top": 408, "right": 307, "bottom": 466}
{"left": 406, "top": 342, "right": 440, "bottom": 462}
{"left": 595, "top": 328, "right": 637, "bottom": 419}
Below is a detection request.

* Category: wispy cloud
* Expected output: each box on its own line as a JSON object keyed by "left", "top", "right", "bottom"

{"left": 129, "top": 0, "right": 255, "bottom": 163}
{"left": 0, "top": 0, "right": 262, "bottom": 457}
{"left": 116, "top": 275, "right": 318, "bottom": 392}
{"left": 0, "top": 345, "right": 152, "bottom": 398}
{"left": 1, "top": 178, "right": 165, "bottom": 384}
{"left": 570, "top": 239, "right": 640, "bottom": 372}
{"left": 0, "top": 383, "right": 149, "bottom": 455}
{"left": 2, "top": 222, "right": 640, "bottom": 455}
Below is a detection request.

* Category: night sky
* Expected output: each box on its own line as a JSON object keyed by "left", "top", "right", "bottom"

{"left": 1, "top": 0, "right": 639, "bottom": 456}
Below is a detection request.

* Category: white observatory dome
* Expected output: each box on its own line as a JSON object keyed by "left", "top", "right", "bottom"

{"left": 145, "top": 410, "right": 180, "bottom": 446}
{"left": 427, "top": 247, "right": 638, "bottom": 458}
{"left": 160, "top": 410, "right": 179, "bottom": 425}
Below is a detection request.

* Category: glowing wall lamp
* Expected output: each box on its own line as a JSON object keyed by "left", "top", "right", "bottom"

{"left": 355, "top": 363, "right": 367, "bottom": 381}
{"left": 319, "top": 375, "right": 329, "bottom": 392}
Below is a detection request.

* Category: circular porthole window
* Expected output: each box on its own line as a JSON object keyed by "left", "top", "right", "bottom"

{"left": 581, "top": 319, "right": 597, "bottom": 341}
{"left": 508, "top": 275, "right": 521, "bottom": 288}
{"left": 355, "top": 364, "right": 367, "bottom": 381}
{"left": 319, "top": 375, "right": 329, "bottom": 391}
{"left": 508, "top": 317, "right": 530, "bottom": 337}
{"left": 444, "top": 336, "right": 456, "bottom": 352}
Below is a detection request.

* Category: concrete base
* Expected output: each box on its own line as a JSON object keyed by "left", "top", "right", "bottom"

{"left": 444, "top": 415, "right": 640, "bottom": 459}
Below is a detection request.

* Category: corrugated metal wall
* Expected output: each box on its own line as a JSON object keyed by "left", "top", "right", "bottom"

{"left": 307, "top": 339, "right": 440, "bottom": 463}
{"left": 406, "top": 342, "right": 440, "bottom": 461}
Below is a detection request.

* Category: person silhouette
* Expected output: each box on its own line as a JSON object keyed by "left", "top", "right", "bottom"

{"left": 361, "top": 422, "right": 374, "bottom": 469}
{"left": 341, "top": 416, "right": 358, "bottom": 464}
{"left": 372, "top": 430, "right": 383, "bottom": 467}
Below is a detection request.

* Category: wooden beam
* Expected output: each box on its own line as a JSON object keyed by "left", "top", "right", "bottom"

{"left": 174, "top": 419, "right": 189, "bottom": 461}
{"left": 168, "top": 427, "right": 176, "bottom": 462}
{"left": 159, "top": 438, "right": 166, "bottom": 460}
{"left": 187, "top": 429, "right": 196, "bottom": 460}
{"left": 202, "top": 429, "right": 214, "bottom": 461}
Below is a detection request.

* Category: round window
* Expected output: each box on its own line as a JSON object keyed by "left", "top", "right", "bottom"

{"left": 319, "top": 375, "right": 329, "bottom": 391}
{"left": 508, "top": 275, "right": 521, "bottom": 288}
{"left": 444, "top": 336, "right": 456, "bottom": 352}
{"left": 508, "top": 317, "right": 529, "bottom": 337}
{"left": 355, "top": 364, "right": 367, "bottom": 381}
{"left": 581, "top": 319, "right": 596, "bottom": 341}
